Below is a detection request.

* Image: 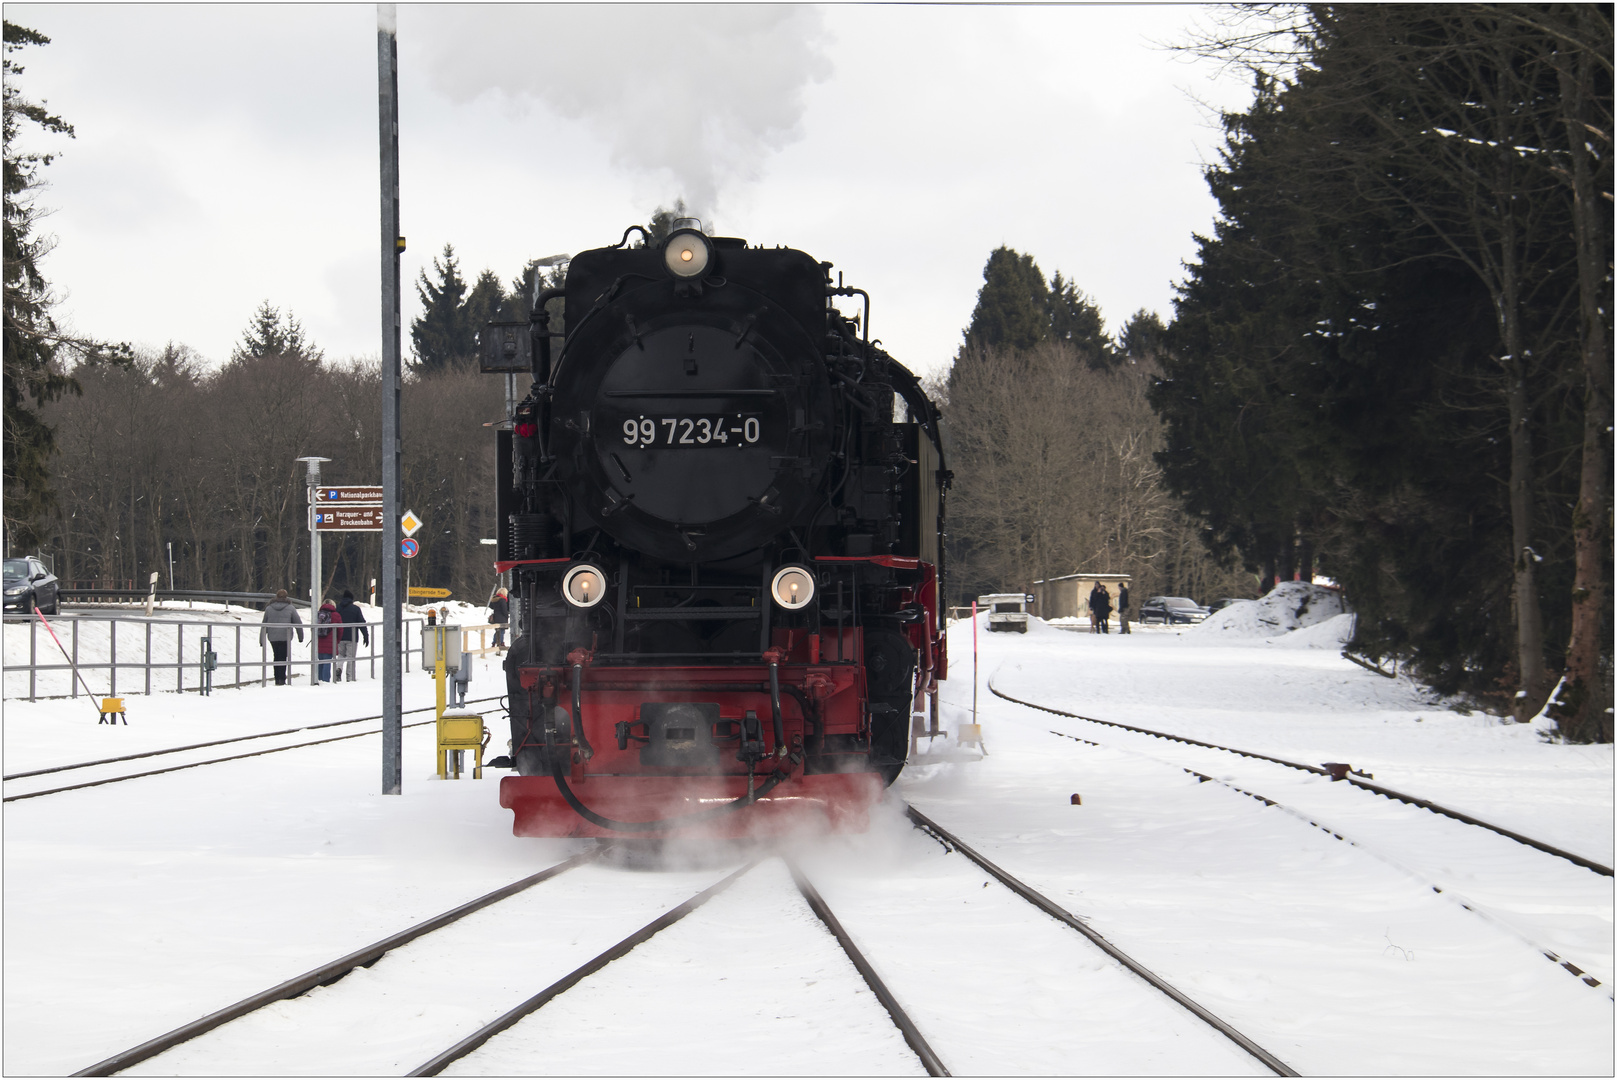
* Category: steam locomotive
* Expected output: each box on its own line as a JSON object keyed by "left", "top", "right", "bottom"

{"left": 483, "top": 222, "right": 948, "bottom": 838}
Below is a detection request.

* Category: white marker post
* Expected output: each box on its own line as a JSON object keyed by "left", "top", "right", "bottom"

{"left": 959, "top": 600, "right": 984, "bottom": 750}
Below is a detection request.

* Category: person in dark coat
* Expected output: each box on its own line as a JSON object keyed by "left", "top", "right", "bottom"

{"left": 1088, "top": 582, "right": 1113, "bottom": 634}
{"left": 259, "top": 589, "right": 304, "bottom": 685}
{"left": 1118, "top": 582, "right": 1131, "bottom": 635}
{"left": 490, "top": 587, "right": 510, "bottom": 651}
{"left": 335, "top": 590, "right": 369, "bottom": 682}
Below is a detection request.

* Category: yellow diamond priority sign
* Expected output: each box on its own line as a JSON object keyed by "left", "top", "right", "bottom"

{"left": 400, "top": 509, "right": 423, "bottom": 537}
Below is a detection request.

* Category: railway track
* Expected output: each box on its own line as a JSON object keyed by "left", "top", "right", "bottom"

{"left": 902, "top": 806, "right": 1295, "bottom": 1075}
{"left": 3, "top": 697, "right": 506, "bottom": 803}
{"left": 69, "top": 809, "right": 1300, "bottom": 1077}
{"left": 73, "top": 846, "right": 946, "bottom": 1077}
{"left": 989, "top": 681, "right": 1613, "bottom": 877}
{"left": 987, "top": 682, "right": 1612, "bottom": 994}
{"left": 73, "top": 847, "right": 605, "bottom": 1076}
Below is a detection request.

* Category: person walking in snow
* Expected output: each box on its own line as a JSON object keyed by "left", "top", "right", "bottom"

{"left": 259, "top": 589, "right": 304, "bottom": 686}
{"left": 1088, "top": 582, "right": 1113, "bottom": 634}
{"left": 335, "top": 590, "right": 369, "bottom": 681}
{"left": 316, "top": 599, "right": 339, "bottom": 682}
{"left": 1118, "top": 582, "right": 1131, "bottom": 635}
{"left": 489, "top": 587, "right": 509, "bottom": 651}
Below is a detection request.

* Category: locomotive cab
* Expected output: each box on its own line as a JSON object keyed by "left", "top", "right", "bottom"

{"left": 486, "top": 223, "right": 948, "bottom": 838}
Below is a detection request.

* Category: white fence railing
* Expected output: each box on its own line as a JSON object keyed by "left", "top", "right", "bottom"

{"left": 2, "top": 614, "right": 442, "bottom": 701}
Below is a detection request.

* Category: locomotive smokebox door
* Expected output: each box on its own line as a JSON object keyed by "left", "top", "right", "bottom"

{"left": 480, "top": 321, "right": 533, "bottom": 373}
{"left": 639, "top": 702, "right": 723, "bottom": 768}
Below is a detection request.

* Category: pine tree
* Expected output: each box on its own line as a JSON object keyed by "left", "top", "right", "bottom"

{"left": 3, "top": 21, "right": 127, "bottom": 548}
{"left": 229, "top": 300, "right": 323, "bottom": 364}
{"left": 1118, "top": 310, "right": 1166, "bottom": 364}
{"left": 463, "top": 269, "right": 504, "bottom": 337}
{"left": 411, "top": 244, "right": 470, "bottom": 373}
{"left": 1048, "top": 272, "right": 1115, "bottom": 369}
{"left": 961, "top": 246, "right": 1050, "bottom": 354}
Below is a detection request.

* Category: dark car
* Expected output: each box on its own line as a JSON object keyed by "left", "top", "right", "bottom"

{"left": 1139, "top": 595, "right": 1208, "bottom": 624}
{"left": 3, "top": 557, "right": 59, "bottom": 615}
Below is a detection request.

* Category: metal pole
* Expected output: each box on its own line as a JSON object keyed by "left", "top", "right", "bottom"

{"left": 298, "top": 457, "right": 330, "bottom": 688}
{"left": 378, "top": 3, "right": 404, "bottom": 795}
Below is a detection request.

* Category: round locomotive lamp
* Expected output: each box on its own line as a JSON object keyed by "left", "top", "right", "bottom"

{"left": 770, "top": 565, "right": 816, "bottom": 610}
{"left": 663, "top": 230, "right": 712, "bottom": 279}
{"left": 561, "top": 564, "right": 607, "bottom": 608}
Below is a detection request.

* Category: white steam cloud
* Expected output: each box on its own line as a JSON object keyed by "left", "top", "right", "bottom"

{"left": 417, "top": 5, "right": 832, "bottom": 220}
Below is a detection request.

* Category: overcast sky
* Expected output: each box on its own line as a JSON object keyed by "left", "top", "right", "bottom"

{"left": 9, "top": 4, "right": 1251, "bottom": 379}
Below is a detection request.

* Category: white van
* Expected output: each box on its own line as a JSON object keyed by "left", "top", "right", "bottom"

{"left": 978, "top": 593, "right": 1030, "bottom": 633}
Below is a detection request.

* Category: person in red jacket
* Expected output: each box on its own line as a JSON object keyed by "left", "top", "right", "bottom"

{"left": 316, "top": 599, "right": 339, "bottom": 682}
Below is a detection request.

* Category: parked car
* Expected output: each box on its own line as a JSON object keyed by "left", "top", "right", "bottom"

{"left": 4, "top": 557, "right": 59, "bottom": 615}
{"left": 1207, "top": 598, "right": 1253, "bottom": 614}
{"left": 1138, "top": 595, "right": 1208, "bottom": 624}
{"left": 978, "top": 592, "right": 1030, "bottom": 633}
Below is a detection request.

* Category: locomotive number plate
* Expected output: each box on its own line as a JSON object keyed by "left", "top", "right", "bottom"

{"left": 618, "top": 414, "right": 761, "bottom": 448}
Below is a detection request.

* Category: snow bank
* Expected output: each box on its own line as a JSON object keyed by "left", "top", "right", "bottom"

{"left": 1269, "top": 611, "right": 1355, "bottom": 649}
{"left": 1190, "top": 582, "right": 1345, "bottom": 640}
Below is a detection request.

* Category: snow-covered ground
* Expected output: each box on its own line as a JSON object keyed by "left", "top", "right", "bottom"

{"left": 3, "top": 600, "right": 1610, "bottom": 1075}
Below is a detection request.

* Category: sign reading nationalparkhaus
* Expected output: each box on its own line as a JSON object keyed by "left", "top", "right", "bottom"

{"left": 307, "top": 484, "right": 384, "bottom": 531}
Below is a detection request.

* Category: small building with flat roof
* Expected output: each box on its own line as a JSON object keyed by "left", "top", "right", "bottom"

{"left": 1033, "top": 572, "right": 1132, "bottom": 619}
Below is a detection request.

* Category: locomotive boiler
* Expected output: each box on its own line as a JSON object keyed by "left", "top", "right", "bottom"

{"left": 484, "top": 221, "right": 948, "bottom": 838}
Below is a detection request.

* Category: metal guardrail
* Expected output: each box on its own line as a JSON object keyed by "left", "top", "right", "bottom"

{"left": 1, "top": 612, "right": 433, "bottom": 702}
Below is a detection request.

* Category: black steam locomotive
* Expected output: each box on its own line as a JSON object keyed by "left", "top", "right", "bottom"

{"left": 484, "top": 222, "right": 948, "bottom": 837}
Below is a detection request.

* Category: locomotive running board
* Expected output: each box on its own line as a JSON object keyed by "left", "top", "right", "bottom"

{"left": 499, "top": 772, "right": 884, "bottom": 839}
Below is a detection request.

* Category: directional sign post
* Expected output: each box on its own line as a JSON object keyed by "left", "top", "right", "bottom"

{"left": 313, "top": 507, "right": 386, "bottom": 532}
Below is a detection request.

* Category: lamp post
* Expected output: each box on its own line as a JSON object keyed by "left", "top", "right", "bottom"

{"left": 297, "top": 456, "right": 331, "bottom": 686}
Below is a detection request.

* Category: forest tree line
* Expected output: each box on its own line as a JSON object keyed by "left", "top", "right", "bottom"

{"left": 31, "top": 305, "right": 509, "bottom": 607}
{"left": 937, "top": 247, "right": 1255, "bottom": 612}
{"left": 1156, "top": 4, "right": 1610, "bottom": 738}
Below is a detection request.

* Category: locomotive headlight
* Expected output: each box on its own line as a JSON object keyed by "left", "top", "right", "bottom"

{"left": 561, "top": 564, "right": 607, "bottom": 609}
{"left": 770, "top": 565, "right": 816, "bottom": 610}
{"left": 663, "top": 230, "right": 712, "bottom": 279}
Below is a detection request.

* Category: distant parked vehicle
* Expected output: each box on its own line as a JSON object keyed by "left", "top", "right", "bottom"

{"left": 1139, "top": 596, "right": 1208, "bottom": 624}
{"left": 1207, "top": 598, "right": 1252, "bottom": 614}
{"left": 978, "top": 593, "right": 1031, "bottom": 633}
{"left": 4, "top": 557, "right": 59, "bottom": 616}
